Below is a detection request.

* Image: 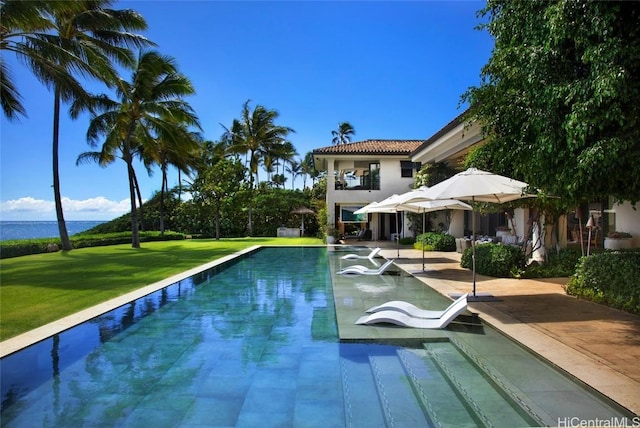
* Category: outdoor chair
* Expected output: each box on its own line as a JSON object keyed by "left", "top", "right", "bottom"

{"left": 355, "top": 294, "right": 468, "bottom": 329}
{"left": 337, "top": 259, "right": 394, "bottom": 275}
{"left": 364, "top": 293, "right": 468, "bottom": 319}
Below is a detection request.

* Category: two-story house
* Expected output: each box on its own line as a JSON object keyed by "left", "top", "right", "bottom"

{"left": 313, "top": 112, "right": 640, "bottom": 247}
{"left": 312, "top": 139, "right": 423, "bottom": 241}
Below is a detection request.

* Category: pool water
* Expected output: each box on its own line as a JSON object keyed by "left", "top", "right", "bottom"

{"left": 0, "top": 247, "right": 634, "bottom": 427}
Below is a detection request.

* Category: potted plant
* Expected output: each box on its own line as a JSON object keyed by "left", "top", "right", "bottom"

{"left": 604, "top": 231, "right": 632, "bottom": 250}
{"left": 325, "top": 226, "right": 340, "bottom": 244}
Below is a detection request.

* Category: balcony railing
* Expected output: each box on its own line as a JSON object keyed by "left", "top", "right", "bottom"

{"left": 335, "top": 175, "right": 380, "bottom": 190}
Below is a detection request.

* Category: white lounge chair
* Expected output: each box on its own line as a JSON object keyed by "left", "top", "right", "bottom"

{"left": 341, "top": 247, "right": 382, "bottom": 261}
{"left": 365, "top": 293, "right": 468, "bottom": 319}
{"left": 337, "top": 259, "right": 395, "bottom": 275}
{"left": 355, "top": 294, "right": 468, "bottom": 329}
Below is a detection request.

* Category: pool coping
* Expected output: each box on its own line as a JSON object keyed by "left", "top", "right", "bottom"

{"left": 0, "top": 245, "right": 261, "bottom": 358}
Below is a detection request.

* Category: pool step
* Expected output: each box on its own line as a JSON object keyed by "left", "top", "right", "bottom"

{"left": 340, "top": 345, "right": 433, "bottom": 427}
{"left": 423, "top": 340, "right": 543, "bottom": 427}
{"left": 340, "top": 341, "right": 545, "bottom": 428}
{"left": 340, "top": 350, "right": 387, "bottom": 427}
{"left": 397, "top": 347, "right": 481, "bottom": 427}
{"left": 368, "top": 353, "right": 432, "bottom": 427}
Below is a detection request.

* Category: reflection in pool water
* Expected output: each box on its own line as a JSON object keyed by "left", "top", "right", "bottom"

{"left": 0, "top": 247, "right": 634, "bottom": 427}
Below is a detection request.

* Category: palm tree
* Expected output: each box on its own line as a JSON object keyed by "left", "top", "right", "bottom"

{"left": 223, "top": 100, "right": 294, "bottom": 235}
{"left": 301, "top": 151, "right": 317, "bottom": 189}
{"left": 331, "top": 121, "right": 355, "bottom": 145}
{"left": 286, "top": 159, "right": 301, "bottom": 190}
{"left": 76, "top": 50, "right": 200, "bottom": 248}
{"left": 2, "top": 0, "right": 152, "bottom": 250}
{"left": 146, "top": 125, "right": 203, "bottom": 233}
{"left": 1, "top": 1, "right": 78, "bottom": 120}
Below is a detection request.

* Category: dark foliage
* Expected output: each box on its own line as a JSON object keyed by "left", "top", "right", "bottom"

{"left": 415, "top": 232, "right": 456, "bottom": 252}
{"left": 461, "top": 243, "right": 526, "bottom": 278}
{"left": 565, "top": 250, "right": 640, "bottom": 314}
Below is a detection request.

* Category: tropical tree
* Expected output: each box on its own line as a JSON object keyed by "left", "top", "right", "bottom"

{"left": 189, "top": 156, "right": 245, "bottom": 240}
{"left": 286, "top": 159, "right": 301, "bottom": 190}
{"left": 146, "top": 125, "right": 203, "bottom": 233}
{"left": 76, "top": 50, "right": 200, "bottom": 248}
{"left": 270, "top": 173, "right": 287, "bottom": 189}
{"left": 2, "top": 0, "right": 152, "bottom": 250}
{"left": 331, "top": 121, "right": 355, "bottom": 145}
{"left": 415, "top": 162, "right": 457, "bottom": 188}
{"left": 1, "top": 1, "right": 78, "bottom": 120}
{"left": 301, "top": 151, "right": 318, "bottom": 189}
{"left": 462, "top": 0, "right": 640, "bottom": 205}
{"left": 222, "top": 100, "right": 294, "bottom": 235}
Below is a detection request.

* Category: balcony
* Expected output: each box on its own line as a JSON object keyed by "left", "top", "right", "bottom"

{"left": 334, "top": 170, "right": 380, "bottom": 190}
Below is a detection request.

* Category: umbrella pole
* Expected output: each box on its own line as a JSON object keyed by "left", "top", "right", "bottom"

{"left": 422, "top": 210, "right": 425, "bottom": 271}
{"left": 472, "top": 197, "right": 477, "bottom": 297}
{"left": 396, "top": 210, "right": 400, "bottom": 258}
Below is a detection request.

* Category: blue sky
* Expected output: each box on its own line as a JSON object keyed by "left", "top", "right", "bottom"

{"left": 0, "top": 0, "right": 493, "bottom": 221}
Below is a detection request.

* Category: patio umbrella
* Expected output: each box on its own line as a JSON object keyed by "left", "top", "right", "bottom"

{"left": 353, "top": 201, "right": 398, "bottom": 215}
{"left": 396, "top": 199, "right": 472, "bottom": 271}
{"left": 353, "top": 199, "right": 400, "bottom": 255}
{"left": 421, "top": 168, "right": 531, "bottom": 299}
{"left": 290, "top": 207, "right": 315, "bottom": 237}
{"left": 362, "top": 187, "right": 467, "bottom": 258}
{"left": 368, "top": 191, "right": 428, "bottom": 257}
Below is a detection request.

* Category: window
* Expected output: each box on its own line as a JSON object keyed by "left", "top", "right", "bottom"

{"left": 401, "top": 161, "right": 421, "bottom": 178}
{"left": 368, "top": 163, "right": 380, "bottom": 190}
{"left": 340, "top": 206, "right": 366, "bottom": 223}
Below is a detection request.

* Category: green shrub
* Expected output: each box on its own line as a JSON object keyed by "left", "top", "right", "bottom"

{"left": 565, "top": 250, "right": 640, "bottom": 314}
{"left": 461, "top": 243, "right": 526, "bottom": 278}
{"left": 0, "top": 231, "right": 186, "bottom": 259}
{"left": 398, "top": 236, "right": 415, "bottom": 245}
{"left": 520, "top": 247, "right": 585, "bottom": 278}
{"left": 414, "top": 232, "right": 456, "bottom": 252}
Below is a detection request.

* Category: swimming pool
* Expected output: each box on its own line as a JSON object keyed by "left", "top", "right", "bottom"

{"left": 0, "top": 246, "right": 634, "bottom": 427}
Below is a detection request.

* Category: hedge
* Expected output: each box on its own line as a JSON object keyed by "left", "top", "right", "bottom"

{"left": 414, "top": 232, "right": 456, "bottom": 252}
{"left": 564, "top": 250, "right": 640, "bottom": 314}
{"left": 460, "top": 243, "right": 526, "bottom": 278}
{"left": 0, "top": 231, "right": 186, "bottom": 259}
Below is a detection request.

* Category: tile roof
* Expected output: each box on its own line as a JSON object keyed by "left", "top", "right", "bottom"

{"left": 313, "top": 139, "right": 424, "bottom": 156}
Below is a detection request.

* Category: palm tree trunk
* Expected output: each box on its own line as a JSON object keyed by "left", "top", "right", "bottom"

{"left": 159, "top": 164, "right": 167, "bottom": 234}
{"left": 127, "top": 160, "right": 140, "bottom": 248}
{"left": 248, "top": 186, "right": 254, "bottom": 236}
{"left": 133, "top": 172, "right": 144, "bottom": 231}
{"left": 52, "top": 86, "right": 72, "bottom": 251}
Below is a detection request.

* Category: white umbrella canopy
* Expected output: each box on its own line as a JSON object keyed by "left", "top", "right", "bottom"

{"left": 421, "top": 168, "right": 532, "bottom": 299}
{"left": 371, "top": 189, "right": 433, "bottom": 257}
{"left": 374, "top": 186, "right": 434, "bottom": 209}
{"left": 357, "top": 188, "right": 473, "bottom": 257}
{"left": 353, "top": 201, "right": 397, "bottom": 214}
{"left": 398, "top": 199, "right": 473, "bottom": 271}
{"left": 396, "top": 199, "right": 472, "bottom": 213}
{"left": 421, "top": 168, "right": 529, "bottom": 203}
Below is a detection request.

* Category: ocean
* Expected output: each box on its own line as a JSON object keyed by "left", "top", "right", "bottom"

{"left": 0, "top": 221, "right": 106, "bottom": 242}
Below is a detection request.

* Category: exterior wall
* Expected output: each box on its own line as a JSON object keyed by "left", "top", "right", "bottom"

{"left": 412, "top": 120, "right": 483, "bottom": 164}
{"left": 325, "top": 156, "right": 417, "bottom": 230}
{"left": 610, "top": 201, "right": 640, "bottom": 247}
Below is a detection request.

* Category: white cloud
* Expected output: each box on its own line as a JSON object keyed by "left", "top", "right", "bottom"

{"left": 0, "top": 196, "right": 131, "bottom": 221}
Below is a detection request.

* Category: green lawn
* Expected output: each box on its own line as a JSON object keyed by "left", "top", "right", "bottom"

{"left": 0, "top": 237, "right": 323, "bottom": 341}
